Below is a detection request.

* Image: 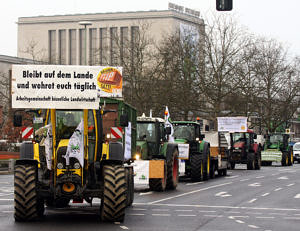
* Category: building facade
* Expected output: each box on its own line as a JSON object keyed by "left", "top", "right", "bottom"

{"left": 17, "top": 10, "right": 204, "bottom": 65}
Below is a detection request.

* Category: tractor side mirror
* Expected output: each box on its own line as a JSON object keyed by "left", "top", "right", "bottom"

{"left": 165, "top": 126, "right": 171, "bottom": 135}
{"left": 13, "top": 114, "right": 22, "bottom": 127}
{"left": 120, "top": 114, "right": 129, "bottom": 127}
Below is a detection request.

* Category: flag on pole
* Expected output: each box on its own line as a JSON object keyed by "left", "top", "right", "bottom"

{"left": 164, "top": 106, "right": 174, "bottom": 142}
{"left": 64, "top": 120, "right": 84, "bottom": 167}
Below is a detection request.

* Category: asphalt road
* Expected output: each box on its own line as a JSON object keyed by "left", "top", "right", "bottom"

{"left": 1, "top": 163, "right": 300, "bottom": 231}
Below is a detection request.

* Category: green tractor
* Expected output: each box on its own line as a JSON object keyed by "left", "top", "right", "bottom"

{"left": 261, "top": 133, "right": 293, "bottom": 166}
{"left": 172, "top": 121, "right": 213, "bottom": 181}
{"left": 135, "top": 115, "right": 179, "bottom": 191}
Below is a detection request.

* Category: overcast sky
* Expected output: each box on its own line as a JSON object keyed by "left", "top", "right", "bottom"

{"left": 1, "top": 0, "right": 300, "bottom": 57}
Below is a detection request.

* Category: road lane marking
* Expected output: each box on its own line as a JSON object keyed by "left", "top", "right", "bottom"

{"left": 128, "top": 214, "right": 145, "bottom": 216}
{"left": 204, "top": 215, "right": 223, "bottom": 217}
{"left": 256, "top": 176, "right": 265, "bottom": 179}
{"left": 224, "top": 211, "right": 240, "bottom": 214}
{"left": 132, "top": 208, "right": 147, "bottom": 211}
{"left": 277, "top": 176, "right": 288, "bottom": 180}
{"left": 0, "top": 199, "right": 13, "bottom": 201}
{"left": 246, "top": 212, "right": 262, "bottom": 215}
{"left": 225, "top": 175, "right": 239, "bottom": 179}
{"left": 186, "top": 182, "right": 204, "bottom": 186}
{"left": 261, "top": 193, "right": 270, "bottom": 197}
{"left": 256, "top": 216, "right": 275, "bottom": 219}
{"left": 152, "top": 214, "right": 170, "bottom": 216}
{"left": 133, "top": 203, "right": 300, "bottom": 212}
{"left": 294, "top": 194, "right": 300, "bottom": 199}
{"left": 152, "top": 209, "right": 169, "bottom": 211}
{"left": 120, "top": 226, "right": 129, "bottom": 230}
{"left": 199, "top": 210, "right": 216, "bottom": 213}
{"left": 286, "top": 183, "right": 295, "bottom": 187}
{"left": 248, "top": 224, "right": 259, "bottom": 229}
{"left": 248, "top": 183, "right": 261, "bottom": 187}
{"left": 177, "top": 214, "right": 196, "bottom": 217}
{"left": 147, "top": 182, "right": 233, "bottom": 204}
{"left": 269, "top": 213, "right": 286, "bottom": 215}
{"left": 215, "top": 191, "right": 232, "bottom": 197}
{"left": 139, "top": 192, "right": 153, "bottom": 196}
{"left": 175, "top": 209, "right": 193, "bottom": 212}
{"left": 248, "top": 199, "right": 257, "bottom": 203}
{"left": 284, "top": 217, "right": 300, "bottom": 220}
{"left": 274, "top": 188, "right": 282, "bottom": 191}
{"left": 235, "top": 220, "right": 245, "bottom": 224}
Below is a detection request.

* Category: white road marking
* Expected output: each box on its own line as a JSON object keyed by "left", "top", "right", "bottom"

{"left": 132, "top": 208, "right": 147, "bottom": 211}
{"left": 120, "top": 226, "right": 129, "bottom": 230}
{"left": 204, "top": 215, "right": 223, "bottom": 217}
{"left": 240, "top": 178, "right": 250, "bottom": 182}
{"left": 248, "top": 182, "right": 261, "bottom": 187}
{"left": 0, "top": 193, "right": 13, "bottom": 197}
{"left": 2, "top": 211, "right": 13, "bottom": 213}
{"left": 246, "top": 212, "right": 262, "bottom": 215}
{"left": 277, "top": 176, "right": 288, "bottom": 180}
{"left": 248, "top": 224, "right": 259, "bottom": 229}
{"left": 175, "top": 209, "right": 193, "bottom": 212}
{"left": 134, "top": 202, "right": 300, "bottom": 212}
{"left": 225, "top": 175, "right": 239, "bottom": 179}
{"left": 177, "top": 214, "right": 196, "bottom": 217}
{"left": 294, "top": 194, "right": 300, "bottom": 199}
{"left": 128, "top": 214, "right": 145, "bottom": 216}
{"left": 199, "top": 210, "right": 216, "bottom": 213}
{"left": 152, "top": 209, "right": 169, "bottom": 211}
{"left": 228, "top": 216, "right": 249, "bottom": 220}
{"left": 139, "top": 192, "right": 153, "bottom": 196}
{"left": 284, "top": 217, "right": 300, "bottom": 220}
{"left": 152, "top": 214, "right": 171, "bottom": 216}
{"left": 256, "top": 216, "right": 275, "bottom": 219}
{"left": 215, "top": 191, "right": 232, "bottom": 197}
{"left": 274, "top": 188, "right": 282, "bottom": 191}
{"left": 224, "top": 211, "right": 240, "bottom": 214}
{"left": 287, "top": 183, "right": 295, "bottom": 187}
{"left": 256, "top": 176, "right": 265, "bottom": 179}
{"left": 269, "top": 213, "right": 286, "bottom": 215}
{"left": 261, "top": 193, "right": 270, "bottom": 197}
{"left": 0, "top": 199, "right": 13, "bottom": 201}
{"left": 147, "top": 182, "right": 233, "bottom": 204}
{"left": 235, "top": 220, "right": 245, "bottom": 224}
{"left": 186, "top": 182, "right": 204, "bottom": 186}
{"left": 248, "top": 199, "right": 257, "bottom": 203}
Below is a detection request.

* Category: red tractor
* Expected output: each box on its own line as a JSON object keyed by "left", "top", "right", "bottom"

{"left": 228, "top": 129, "right": 262, "bottom": 170}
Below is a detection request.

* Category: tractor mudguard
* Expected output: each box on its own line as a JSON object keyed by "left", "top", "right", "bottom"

{"left": 108, "top": 142, "right": 124, "bottom": 162}
{"left": 19, "top": 141, "right": 34, "bottom": 159}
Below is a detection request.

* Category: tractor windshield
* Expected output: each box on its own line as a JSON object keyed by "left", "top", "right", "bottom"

{"left": 173, "top": 124, "right": 195, "bottom": 141}
{"left": 137, "top": 122, "right": 156, "bottom": 142}
{"left": 232, "top": 133, "right": 245, "bottom": 143}
{"left": 269, "top": 135, "right": 283, "bottom": 144}
{"left": 56, "top": 110, "right": 83, "bottom": 140}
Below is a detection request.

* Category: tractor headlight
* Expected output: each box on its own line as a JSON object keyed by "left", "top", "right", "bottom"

{"left": 106, "top": 133, "right": 111, "bottom": 139}
{"left": 74, "top": 162, "right": 81, "bottom": 169}
{"left": 196, "top": 137, "right": 200, "bottom": 141}
{"left": 135, "top": 153, "right": 141, "bottom": 160}
{"left": 57, "top": 162, "right": 64, "bottom": 169}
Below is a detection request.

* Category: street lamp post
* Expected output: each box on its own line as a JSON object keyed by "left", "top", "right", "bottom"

{"left": 78, "top": 21, "right": 92, "bottom": 65}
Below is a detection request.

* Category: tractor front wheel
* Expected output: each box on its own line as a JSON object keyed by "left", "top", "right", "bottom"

{"left": 100, "top": 165, "right": 126, "bottom": 222}
{"left": 190, "top": 154, "right": 203, "bottom": 182}
{"left": 14, "top": 165, "right": 44, "bottom": 221}
{"left": 166, "top": 149, "right": 179, "bottom": 190}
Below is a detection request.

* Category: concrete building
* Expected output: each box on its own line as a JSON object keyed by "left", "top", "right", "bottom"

{"left": 17, "top": 10, "right": 204, "bottom": 65}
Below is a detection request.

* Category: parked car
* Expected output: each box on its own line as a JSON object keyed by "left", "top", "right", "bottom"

{"left": 293, "top": 142, "right": 300, "bottom": 163}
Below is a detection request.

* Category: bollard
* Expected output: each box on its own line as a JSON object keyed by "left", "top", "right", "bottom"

{"left": 9, "top": 159, "right": 15, "bottom": 173}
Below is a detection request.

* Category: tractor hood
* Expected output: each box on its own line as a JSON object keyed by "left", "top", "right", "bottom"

{"left": 174, "top": 138, "right": 188, "bottom": 144}
{"left": 233, "top": 141, "right": 245, "bottom": 149}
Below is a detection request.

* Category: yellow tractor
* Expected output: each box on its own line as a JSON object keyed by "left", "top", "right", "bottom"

{"left": 13, "top": 106, "right": 133, "bottom": 222}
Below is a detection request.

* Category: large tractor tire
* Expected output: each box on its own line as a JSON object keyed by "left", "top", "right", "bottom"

{"left": 288, "top": 151, "right": 293, "bottom": 166}
{"left": 281, "top": 152, "right": 288, "bottom": 166}
{"left": 125, "top": 166, "right": 134, "bottom": 207}
{"left": 203, "top": 149, "right": 211, "bottom": 181}
{"left": 166, "top": 148, "right": 179, "bottom": 190}
{"left": 247, "top": 153, "right": 255, "bottom": 170}
{"left": 14, "top": 165, "right": 44, "bottom": 221}
{"left": 100, "top": 165, "right": 126, "bottom": 222}
{"left": 149, "top": 160, "right": 167, "bottom": 191}
{"left": 190, "top": 154, "right": 203, "bottom": 182}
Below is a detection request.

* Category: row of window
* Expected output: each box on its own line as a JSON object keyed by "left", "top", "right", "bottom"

{"left": 48, "top": 26, "right": 139, "bottom": 66}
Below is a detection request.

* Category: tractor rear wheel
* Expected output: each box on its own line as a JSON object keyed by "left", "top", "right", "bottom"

{"left": 166, "top": 149, "right": 179, "bottom": 190}
{"left": 190, "top": 154, "right": 203, "bottom": 182}
{"left": 247, "top": 153, "right": 255, "bottom": 170}
{"left": 125, "top": 166, "right": 134, "bottom": 206}
{"left": 100, "top": 165, "right": 126, "bottom": 222}
{"left": 149, "top": 160, "right": 167, "bottom": 191}
{"left": 14, "top": 165, "right": 44, "bottom": 221}
{"left": 203, "top": 150, "right": 211, "bottom": 181}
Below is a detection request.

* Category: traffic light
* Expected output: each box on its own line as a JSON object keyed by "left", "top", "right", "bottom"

{"left": 216, "top": 0, "right": 233, "bottom": 11}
